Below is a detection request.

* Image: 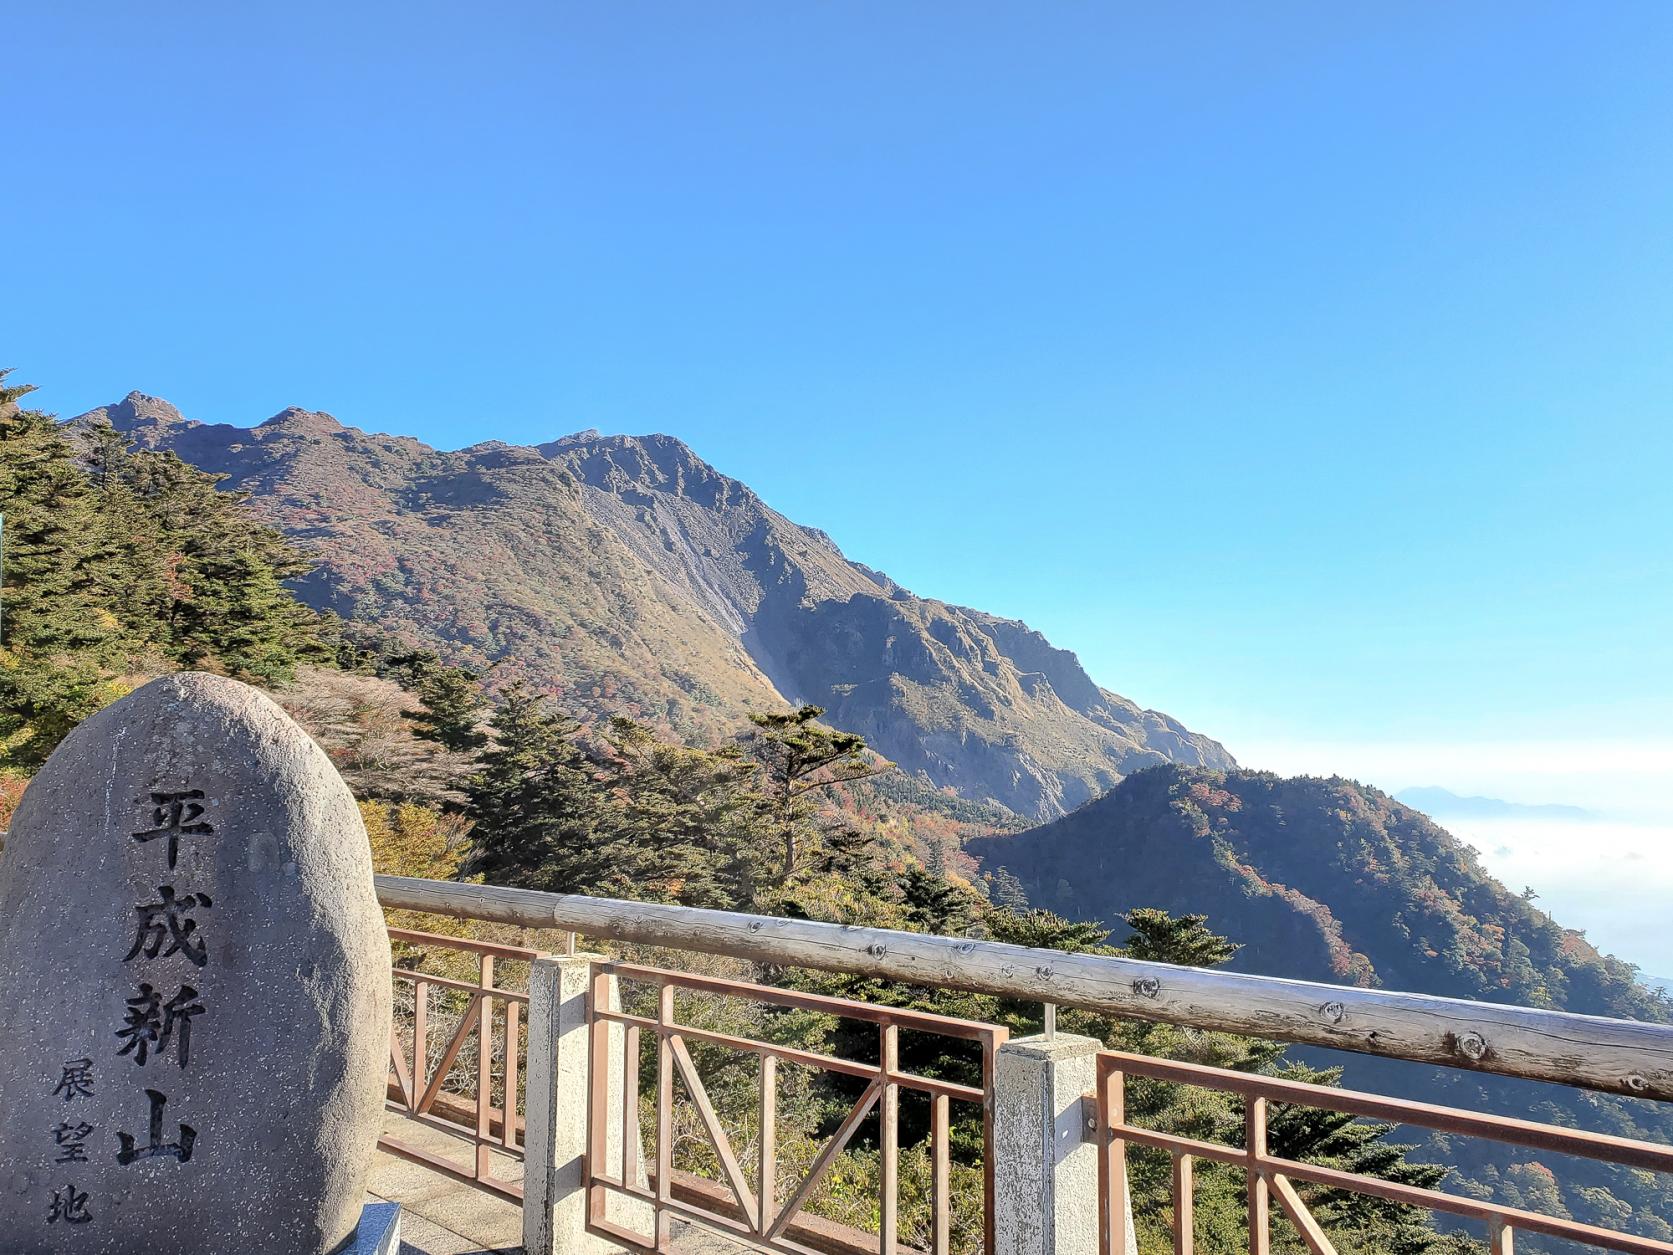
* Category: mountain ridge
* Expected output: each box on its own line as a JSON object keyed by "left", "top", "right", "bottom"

{"left": 1394, "top": 785, "right": 1597, "bottom": 821}
{"left": 74, "top": 392, "right": 1233, "bottom": 820}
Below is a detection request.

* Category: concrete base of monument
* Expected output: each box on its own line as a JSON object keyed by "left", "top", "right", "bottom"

{"left": 337, "top": 1202, "right": 402, "bottom": 1255}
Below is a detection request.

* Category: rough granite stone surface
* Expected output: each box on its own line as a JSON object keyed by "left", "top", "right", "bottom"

{"left": 0, "top": 672, "right": 392, "bottom": 1254}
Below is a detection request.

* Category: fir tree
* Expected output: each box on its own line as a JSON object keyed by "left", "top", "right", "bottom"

{"left": 123, "top": 449, "right": 319, "bottom": 679}
{"left": 1258, "top": 1060, "right": 1459, "bottom": 1254}
{"left": 465, "top": 685, "right": 610, "bottom": 892}
{"left": 0, "top": 373, "right": 123, "bottom": 766}
{"left": 991, "top": 866, "right": 1030, "bottom": 911}
{"left": 391, "top": 651, "right": 489, "bottom": 753}
{"left": 602, "top": 716, "right": 767, "bottom": 907}
{"left": 987, "top": 906, "right": 1115, "bottom": 954}
{"left": 1123, "top": 907, "right": 1242, "bottom": 968}
{"left": 81, "top": 422, "right": 171, "bottom": 638}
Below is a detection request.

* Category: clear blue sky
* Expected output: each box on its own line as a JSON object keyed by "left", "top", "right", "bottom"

{"left": 6, "top": 2, "right": 1671, "bottom": 810}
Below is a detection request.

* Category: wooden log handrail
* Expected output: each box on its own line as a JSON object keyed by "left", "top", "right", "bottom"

{"left": 374, "top": 874, "right": 1673, "bottom": 1102}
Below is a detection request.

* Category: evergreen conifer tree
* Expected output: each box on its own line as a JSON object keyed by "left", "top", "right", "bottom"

{"left": 124, "top": 450, "right": 318, "bottom": 679}
{"left": 392, "top": 651, "right": 489, "bottom": 753}
{"left": 465, "top": 685, "right": 611, "bottom": 891}
{"left": 1, "top": 373, "right": 334, "bottom": 764}
{"left": 0, "top": 373, "right": 124, "bottom": 765}
{"left": 603, "top": 716, "right": 767, "bottom": 907}
{"left": 991, "top": 866, "right": 1030, "bottom": 911}
{"left": 747, "top": 704, "right": 888, "bottom": 888}
{"left": 1123, "top": 907, "right": 1242, "bottom": 967}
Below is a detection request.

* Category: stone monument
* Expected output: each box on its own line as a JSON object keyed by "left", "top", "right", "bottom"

{"left": 0, "top": 673, "right": 393, "bottom": 1254}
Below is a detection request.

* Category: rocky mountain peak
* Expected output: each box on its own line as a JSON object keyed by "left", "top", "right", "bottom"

{"left": 257, "top": 406, "right": 346, "bottom": 437}
{"left": 542, "top": 431, "right": 756, "bottom": 512}
{"left": 98, "top": 396, "right": 1233, "bottom": 820}
{"left": 80, "top": 391, "right": 194, "bottom": 433}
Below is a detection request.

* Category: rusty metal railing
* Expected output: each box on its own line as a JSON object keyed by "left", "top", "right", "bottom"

{"left": 382, "top": 927, "right": 546, "bottom": 1204}
{"left": 585, "top": 961, "right": 1008, "bottom": 1255}
{"left": 1092, "top": 1049, "right": 1673, "bottom": 1255}
{"left": 371, "top": 878, "right": 1673, "bottom": 1254}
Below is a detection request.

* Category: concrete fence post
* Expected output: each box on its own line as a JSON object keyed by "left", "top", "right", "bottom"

{"left": 993, "top": 1032, "right": 1136, "bottom": 1255}
{"left": 523, "top": 953, "right": 641, "bottom": 1255}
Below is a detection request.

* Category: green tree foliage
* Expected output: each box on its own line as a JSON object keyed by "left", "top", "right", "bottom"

{"left": 0, "top": 374, "right": 124, "bottom": 764}
{"left": 464, "top": 684, "right": 610, "bottom": 891}
{"left": 747, "top": 703, "right": 888, "bottom": 890}
{"left": 1123, "top": 907, "right": 1242, "bottom": 968}
{"left": 0, "top": 372, "right": 324, "bottom": 767}
{"left": 599, "top": 716, "right": 769, "bottom": 908}
{"left": 986, "top": 905, "right": 1117, "bottom": 954}
{"left": 990, "top": 865, "right": 1030, "bottom": 910}
{"left": 390, "top": 650, "right": 489, "bottom": 754}
{"left": 138, "top": 457, "right": 317, "bottom": 680}
{"left": 452, "top": 699, "right": 902, "bottom": 913}
{"left": 454, "top": 698, "right": 900, "bottom": 913}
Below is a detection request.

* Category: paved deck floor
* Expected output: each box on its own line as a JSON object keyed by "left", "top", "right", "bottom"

{"left": 368, "top": 1110, "right": 525, "bottom": 1255}
{"left": 367, "top": 1110, "right": 748, "bottom": 1255}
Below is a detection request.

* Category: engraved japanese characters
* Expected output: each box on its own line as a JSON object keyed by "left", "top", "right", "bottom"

{"left": 0, "top": 673, "right": 391, "bottom": 1254}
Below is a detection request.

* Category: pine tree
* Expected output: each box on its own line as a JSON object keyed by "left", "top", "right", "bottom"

{"left": 1, "top": 377, "right": 332, "bottom": 765}
{"left": 747, "top": 704, "right": 888, "bottom": 887}
{"left": 986, "top": 907, "right": 1115, "bottom": 954}
{"left": 603, "top": 716, "right": 767, "bottom": 907}
{"left": 991, "top": 866, "right": 1030, "bottom": 911}
{"left": 896, "top": 861, "right": 987, "bottom": 936}
{"left": 124, "top": 449, "right": 319, "bottom": 680}
{"left": 1123, "top": 907, "right": 1242, "bottom": 968}
{"left": 0, "top": 374, "right": 123, "bottom": 657}
{"left": 82, "top": 422, "right": 171, "bottom": 640}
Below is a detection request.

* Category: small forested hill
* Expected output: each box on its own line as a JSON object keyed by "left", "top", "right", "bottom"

{"left": 969, "top": 766, "right": 1659, "bottom": 1013}
{"left": 79, "top": 393, "right": 1232, "bottom": 819}
{"left": 969, "top": 766, "right": 1673, "bottom": 1246}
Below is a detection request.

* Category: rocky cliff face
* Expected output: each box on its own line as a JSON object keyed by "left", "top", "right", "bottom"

{"left": 80, "top": 393, "right": 1233, "bottom": 819}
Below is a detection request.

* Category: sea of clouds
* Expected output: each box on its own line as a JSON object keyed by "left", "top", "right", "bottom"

{"left": 1239, "top": 736, "right": 1673, "bottom": 980}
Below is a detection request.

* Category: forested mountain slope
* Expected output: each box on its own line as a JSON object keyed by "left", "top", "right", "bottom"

{"left": 78, "top": 392, "right": 1231, "bottom": 819}
{"left": 969, "top": 766, "right": 1661, "bottom": 1012}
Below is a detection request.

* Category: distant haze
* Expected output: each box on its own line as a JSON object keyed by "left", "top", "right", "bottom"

{"left": 1440, "top": 814, "right": 1673, "bottom": 975}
